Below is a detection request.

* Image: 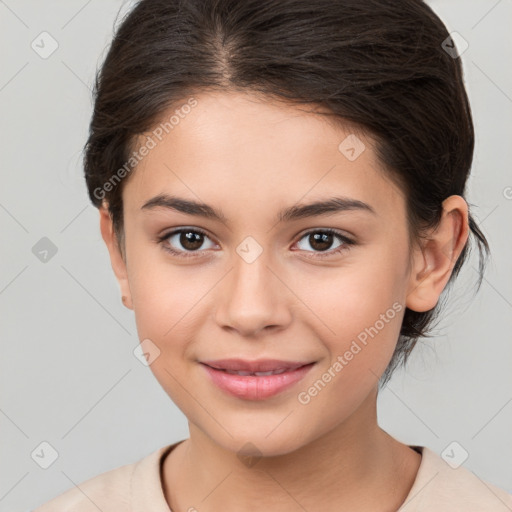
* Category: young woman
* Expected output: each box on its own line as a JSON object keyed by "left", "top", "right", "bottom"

{"left": 35, "top": 0, "right": 511, "bottom": 510}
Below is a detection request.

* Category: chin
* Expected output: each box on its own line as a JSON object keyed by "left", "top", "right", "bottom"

{"left": 205, "top": 422, "right": 312, "bottom": 459}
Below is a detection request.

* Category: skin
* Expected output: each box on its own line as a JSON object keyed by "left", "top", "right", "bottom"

{"left": 99, "top": 90, "right": 469, "bottom": 512}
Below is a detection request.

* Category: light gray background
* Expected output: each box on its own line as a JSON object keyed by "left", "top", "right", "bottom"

{"left": 1, "top": 1, "right": 511, "bottom": 511}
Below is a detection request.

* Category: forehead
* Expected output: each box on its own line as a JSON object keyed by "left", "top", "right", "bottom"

{"left": 123, "top": 90, "right": 405, "bottom": 222}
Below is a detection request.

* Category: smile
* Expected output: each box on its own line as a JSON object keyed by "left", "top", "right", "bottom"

{"left": 200, "top": 359, "right": 316, "bottom": 400}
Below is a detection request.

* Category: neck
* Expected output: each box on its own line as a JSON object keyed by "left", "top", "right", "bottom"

{"left": 162, "top": 387, "right": 421, "bottom": 512}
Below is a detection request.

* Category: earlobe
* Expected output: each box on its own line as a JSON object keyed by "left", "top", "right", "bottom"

{"left": 99, "top": 204, "right": 133, "bottom": 310}
{"left": 406, "top": 195, "right": 469, "bottom": 313}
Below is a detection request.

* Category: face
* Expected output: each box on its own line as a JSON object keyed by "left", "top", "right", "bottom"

{"left": 101, "top": 91, "right": 432, "bottom": 456}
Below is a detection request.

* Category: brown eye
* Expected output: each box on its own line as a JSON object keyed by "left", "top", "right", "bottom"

{"left": 295, "top": 229, "right": 355, "bottom": 258}
{"left": 160, "top": 228, "right": 216, "bottom": 257}
{"left": 179, "top": 230, "right": 204, "bottom": 251}
{"left": 308, "top": 232, "right": 335, "bottom": 251}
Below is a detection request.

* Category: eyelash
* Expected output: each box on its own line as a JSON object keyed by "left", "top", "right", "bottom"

{"left": 157, "top": 227, "right": 355, "bottom": 260}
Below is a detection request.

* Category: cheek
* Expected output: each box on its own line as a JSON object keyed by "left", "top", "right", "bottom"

{"left": 296, "top": 260, "right": 404, "bottom": 334}
{"left": 292, "top": 258, "right": 406, "bottom": 379}
{"left": 126, "top": 259, "right": 207, "bottom": 407}
{"left": 126, "top": 239, "right": 211, "bottom": 339}
{"left": 295, "top": 275, "right": 404, "bottom": 419}
{"left": 131, "top": 286, "right": 208, "bottom": 361}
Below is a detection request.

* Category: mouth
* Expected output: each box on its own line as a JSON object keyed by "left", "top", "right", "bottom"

{"left": 201, "top": 358, "right": 311, "bottom": 373}
{"left": 200, "top": 359, "right": 316, "bottom": 400}
{"left": 210, "top": 368, "right": 292, "bottom": 376}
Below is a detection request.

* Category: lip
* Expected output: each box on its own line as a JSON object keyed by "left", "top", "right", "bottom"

{"left": 200, "top": 359, "right": 315, "bottom": 400}
{"left": 201, "top": 358, "right": 310, "bottom": 372}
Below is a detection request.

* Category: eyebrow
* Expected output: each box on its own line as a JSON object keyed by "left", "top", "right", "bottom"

{"left": 141, "top": 193, "right": 377, "bottom": 223}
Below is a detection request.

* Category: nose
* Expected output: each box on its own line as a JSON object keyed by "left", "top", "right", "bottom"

{"left": 214, "top": 251, "right": 293, "bottom": 338}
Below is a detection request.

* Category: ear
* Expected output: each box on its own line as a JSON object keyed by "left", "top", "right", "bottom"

{"left": 99, "top": 204, "right": 133, "bottom": 310}
{"left": 406, "top": 195, "right": 470, "bottom": 312}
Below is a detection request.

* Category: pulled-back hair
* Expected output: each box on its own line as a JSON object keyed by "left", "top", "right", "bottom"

{"left": 84, "top": 0, "right": 490, "bottom": 387}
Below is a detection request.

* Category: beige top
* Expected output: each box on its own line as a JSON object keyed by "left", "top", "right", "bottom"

{"left": 34, "top": 441, "right": 512, "bottom": 511}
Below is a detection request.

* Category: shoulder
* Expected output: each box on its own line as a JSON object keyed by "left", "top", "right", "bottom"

{"left": 33, "top": 444, "right": 176, "bottom": 512}
{"left": 400, "top": 446, "right": 512, "bottom": 512}
{"left": 33, "top": 460, "right": 134, "bottom": 512}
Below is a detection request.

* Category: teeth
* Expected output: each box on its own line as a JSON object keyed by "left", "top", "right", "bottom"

{"left": 223, "top": 368, "right": 289, "bottom": 376}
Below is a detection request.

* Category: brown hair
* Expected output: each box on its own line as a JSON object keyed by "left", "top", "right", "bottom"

{"left": 84, "top": 0, "right": 489, "bottom": 387}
